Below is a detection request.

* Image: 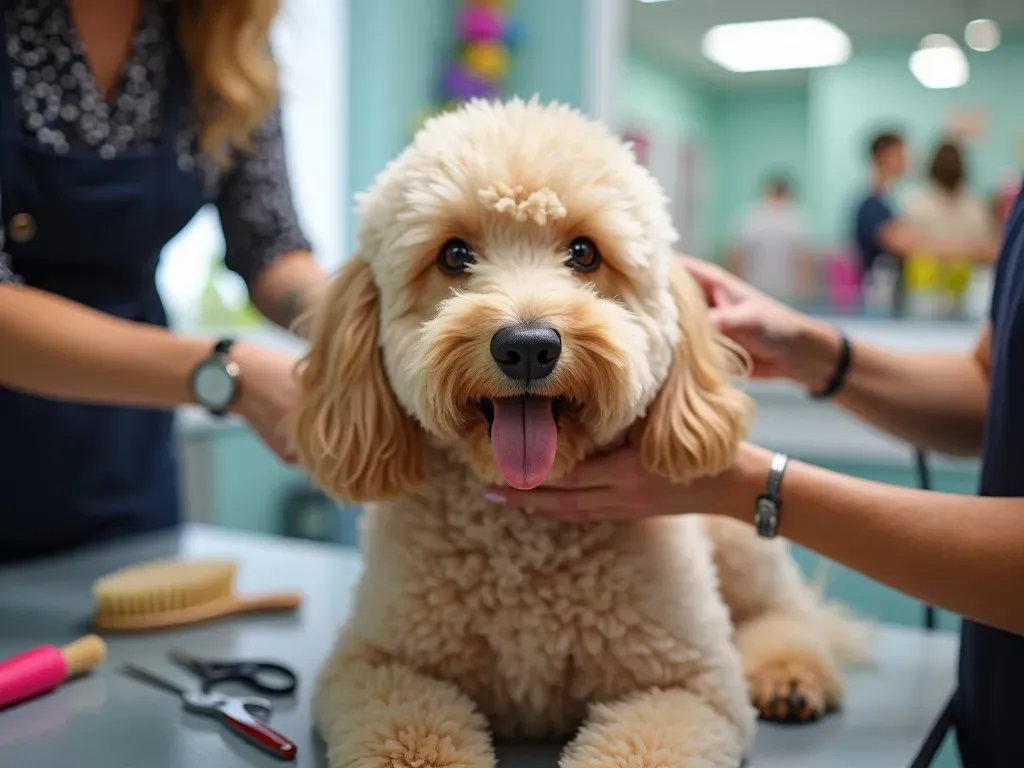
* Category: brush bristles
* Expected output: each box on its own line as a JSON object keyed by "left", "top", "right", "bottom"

{"left": 92, "top": 559, "right": 237, "bottom": 621}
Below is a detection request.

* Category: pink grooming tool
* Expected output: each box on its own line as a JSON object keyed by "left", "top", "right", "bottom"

{"left": 0, "top": 635, "right": 107, "bottom": 710}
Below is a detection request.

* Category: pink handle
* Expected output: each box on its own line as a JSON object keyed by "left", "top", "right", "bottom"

{"left": 0, "top": 646, "right": 68, "bottom": 710}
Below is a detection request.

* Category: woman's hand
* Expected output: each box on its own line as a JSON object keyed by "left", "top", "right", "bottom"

{"left": 485, "top": 442, "right": 768, "bottom": 523}
{"left": 231, "top": 343, "right": 302, "bottom": 464}
{"left": 682, "top": 256, "right": 841, "bottom": 390}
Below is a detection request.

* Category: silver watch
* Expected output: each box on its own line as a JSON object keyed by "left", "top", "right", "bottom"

{"left": 754, "top": 452, "right": 789, "bottom": 538}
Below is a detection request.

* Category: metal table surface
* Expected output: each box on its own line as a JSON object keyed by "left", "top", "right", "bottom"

{"left": 0, "top": 524, "right": 959, "bottom": 768}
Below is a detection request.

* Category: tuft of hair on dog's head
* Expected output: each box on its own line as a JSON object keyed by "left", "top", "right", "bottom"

{"left": 290, "top": 257, "right": 428, "bottom": 502}
{"left": 290, "top": 97, "right": 754, "bottom": 500}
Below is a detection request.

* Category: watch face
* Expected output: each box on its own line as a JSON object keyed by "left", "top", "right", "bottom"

{"left": 193, "top": 360, "right": 237, "bottom": 410}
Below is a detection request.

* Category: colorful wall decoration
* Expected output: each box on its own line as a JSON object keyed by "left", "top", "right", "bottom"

{"left": 414, "top": 0, "right": 524, "bottom": 134}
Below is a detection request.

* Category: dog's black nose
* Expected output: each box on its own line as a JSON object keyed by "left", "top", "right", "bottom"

{"left": 490, "top": 325, "right": 561, "bottom": 381}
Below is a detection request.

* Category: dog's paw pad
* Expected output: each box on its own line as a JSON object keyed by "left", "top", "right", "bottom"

{"left": 748, "top": 659, "right": 836, "bottom": 724}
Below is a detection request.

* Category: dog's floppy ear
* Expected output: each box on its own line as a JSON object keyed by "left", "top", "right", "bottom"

{"left": 640, "top": 258, "right": 754, "bottom": 483}
{"left": 291, "top": 257, "right": 427, "bottom": 501}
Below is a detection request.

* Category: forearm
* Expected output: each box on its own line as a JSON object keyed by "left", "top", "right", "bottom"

{"left": 0, "top": 284, "right": 210, "bottom": 407}
{"left": 725, "top": 445, "right": 1024, "bottom": 636}
{"left": 249, "top": 251, "right": 326, "bottom": 337}
{"left": 785, "top": 320, "right": 989, "bottom": 456}
{"left": 728, "top": 249, "right": 746, "bottom": 278}
{"left": 795, "top": 251, "right": 815, "bottom": 300}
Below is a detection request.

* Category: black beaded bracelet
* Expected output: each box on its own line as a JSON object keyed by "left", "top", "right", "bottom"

{"left": 809, "top": 333, "right": 852, "bottom": 400}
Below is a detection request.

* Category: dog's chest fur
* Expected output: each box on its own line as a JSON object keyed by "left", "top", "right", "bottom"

{"left": 347, "top": 457, "right": 728, "bottom": 739}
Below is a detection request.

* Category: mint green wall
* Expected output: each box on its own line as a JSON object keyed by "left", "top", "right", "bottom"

{"left": 707, "top": 86, "right": 810, "bottom": 255}
{"left": 622, "top": 40, "right": 1024, "bottom": 258}
{"left": 506, "top": 0, "right": 585, "bottom": 107}
{"left": 622, "top": 54, "right": 711, "bottom": 139}
{"left": 620, "top": 54, "right": 714, "bottom": 253}
{"left": 808, "top": 41, "right": 1024, "bottom": 243}
{"left": 346, "top": 0, "right": 590, "bottom": 253}
{"left": 619, "top": 56, "right": 810, "bottom": 258}
{"left": 346, "top": 0, "right": 458, "bottom": 251}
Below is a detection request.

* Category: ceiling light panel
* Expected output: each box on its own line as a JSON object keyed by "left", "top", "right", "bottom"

{"left": 701, "top": 18, "right": 852, "bottom": 73}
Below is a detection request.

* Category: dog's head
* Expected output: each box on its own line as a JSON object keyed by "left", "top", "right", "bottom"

{"left": 293, "top": 98, "right": 752, "bottom": 501}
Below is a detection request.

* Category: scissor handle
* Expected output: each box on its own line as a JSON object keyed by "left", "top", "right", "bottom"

{"left": 220, "top": 697, "right": 297, "bottom": 762}
{"left": 198, "top": 660, "right": 298, "bottom": 695}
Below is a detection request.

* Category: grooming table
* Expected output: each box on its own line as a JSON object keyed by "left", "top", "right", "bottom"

{"left": 0, "top": 524, "right": 959, "bottom": 768}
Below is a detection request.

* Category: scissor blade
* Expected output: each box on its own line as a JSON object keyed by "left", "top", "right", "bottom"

{"left": 168, "top": 649, "right": 199, "bottom": 670}
{"left": 120, "top": 663, "right": 188, "bottom": 698}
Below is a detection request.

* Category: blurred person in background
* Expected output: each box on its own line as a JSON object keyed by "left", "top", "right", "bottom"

{"left": 730, "top": 175, "right": 814, "bottom": 306}
{"left": 854, "top": 130, "right": 994, "bottom": 314}
{"left": 0, "top": 0, "right": 325, "bottom": 562}
{"left": 901, "top": 140, "right": 999, "bottom": 316}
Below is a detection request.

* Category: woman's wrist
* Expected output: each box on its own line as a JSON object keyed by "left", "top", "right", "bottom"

{"left": 710, "top": 443, "right": 775, "bottom": 521}
{"left": 783, "top": 318, "right": 844, "bottom": 393}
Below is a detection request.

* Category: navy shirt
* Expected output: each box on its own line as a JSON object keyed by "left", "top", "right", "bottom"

{"left": 957, "top": 183, "right": 1024, "bottom": 766}
{"left": 853, "top": 192, "right": 894, "bottom": 274}
{"left": 0, "top": 0, "right": 312, "bottom": 290}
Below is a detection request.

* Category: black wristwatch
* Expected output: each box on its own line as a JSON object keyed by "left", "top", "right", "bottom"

{"left": 190, "top": 338, "right": 240, "bottom": 417}
{"left": 754, "top": 452, "right": 789, "bottom": 538}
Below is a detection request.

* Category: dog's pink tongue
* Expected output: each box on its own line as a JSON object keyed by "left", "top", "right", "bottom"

{"left": 490, "top": 396, "right": 558, "bottom": 490}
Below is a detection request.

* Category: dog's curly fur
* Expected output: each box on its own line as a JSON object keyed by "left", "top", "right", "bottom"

{"left": 292, "top": 98, "right": 870, "bottom": 768}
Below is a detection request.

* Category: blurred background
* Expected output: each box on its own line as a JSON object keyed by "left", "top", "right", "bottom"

{"left": 165, "top": 0, "right": 1021, "bottom": 671}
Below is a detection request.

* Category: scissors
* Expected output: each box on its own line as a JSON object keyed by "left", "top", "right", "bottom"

{"left": 121, "top": 663, "right": 297, "bottom": 762}
{"left": 169, "top": 649, "right": 298, "bottom": 696}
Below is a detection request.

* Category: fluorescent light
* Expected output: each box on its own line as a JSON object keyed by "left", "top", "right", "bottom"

{"left": 701, "top": 17, "right": 851, "bottom": 73}
{"left": 910, "top": 34, "right": 969, "bottom": 89}
{"left": 965, "top": 19, "right": 1000, "bottom": 52}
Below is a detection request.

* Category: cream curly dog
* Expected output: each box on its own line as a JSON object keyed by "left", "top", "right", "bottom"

{"left": 292, "top": 98, "right": 868, "bottom": 768}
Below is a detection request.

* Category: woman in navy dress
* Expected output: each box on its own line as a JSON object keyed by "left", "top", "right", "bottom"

{"left": 0, "top": 0, "right": 327, "bottom": 562}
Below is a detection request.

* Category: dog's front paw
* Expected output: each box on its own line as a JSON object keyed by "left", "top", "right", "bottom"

{"left": 378, "top": 731, "right": 491, "bottom": 768}
{"left": 327, "top": 729, "right": 494, "bottom": 768}
{"left": 747, "top": 655, "right": 840, "bottom": 724}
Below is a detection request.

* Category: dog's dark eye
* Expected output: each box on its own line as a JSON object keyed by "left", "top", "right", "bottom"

{"left": 437, "top": 239, "right": 475, "bottom": 275}
{"left": 566, "top": 237, "right": 600, "bottom": 272}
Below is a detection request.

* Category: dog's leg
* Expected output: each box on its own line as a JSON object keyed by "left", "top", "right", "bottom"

{"left": 314, "top": 636, "right": 495, "bottom": 768}
{"left": 561, "top": 687, "right": 747, "bottom": 768}
{"left": 703, "top": 516, "right": 865, "bottom": 724}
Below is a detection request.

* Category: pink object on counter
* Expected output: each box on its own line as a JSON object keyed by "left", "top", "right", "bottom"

{"left": 825, "top": 251, "right": 862, "bottom": 311}
{"left": 0, "top": 645, "right": 68, "bottom": 710}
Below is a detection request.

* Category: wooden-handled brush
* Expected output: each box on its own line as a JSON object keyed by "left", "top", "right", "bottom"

{"left": 92, "top": 559, "right": 303, "bottom": 632}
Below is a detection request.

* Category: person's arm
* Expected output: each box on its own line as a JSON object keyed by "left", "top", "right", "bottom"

{"left": 727, "top": 246, "right": 747, "bottom": 279}
{"left": 784, "top": 319, "right": 991, "bottom": 457}
{"left": 877, "top": 218, "right": 994, "bottom": 265}
{"left": 217, "top": 102, "right": 326, "bottom": 337}
{"left": 487, "top": 441, "right": 1024, "bottom": 637}
{"left": 721, "top": 444, "right": 1024, "bottom": 636}
{"left": 0, "top": 283, "right": 301, "bottom": 461}
{"left": 684, "top": 256, "right": 992, "bottom": 457}
{"left": 249, "top": 250, "right": 326, "bottom": 337}
{"left": 0, "top": 283, "right": 212, "bottom": 406}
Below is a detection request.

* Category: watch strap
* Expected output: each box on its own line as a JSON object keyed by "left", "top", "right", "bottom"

{"left": 212, "top": 337, "right": 235, "bottom": 359}
{"left": 754, "top": 452, "right": 789, "bottom": 538}
{"left": 810, "top": 334, "right": 852, "bottom": 400}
